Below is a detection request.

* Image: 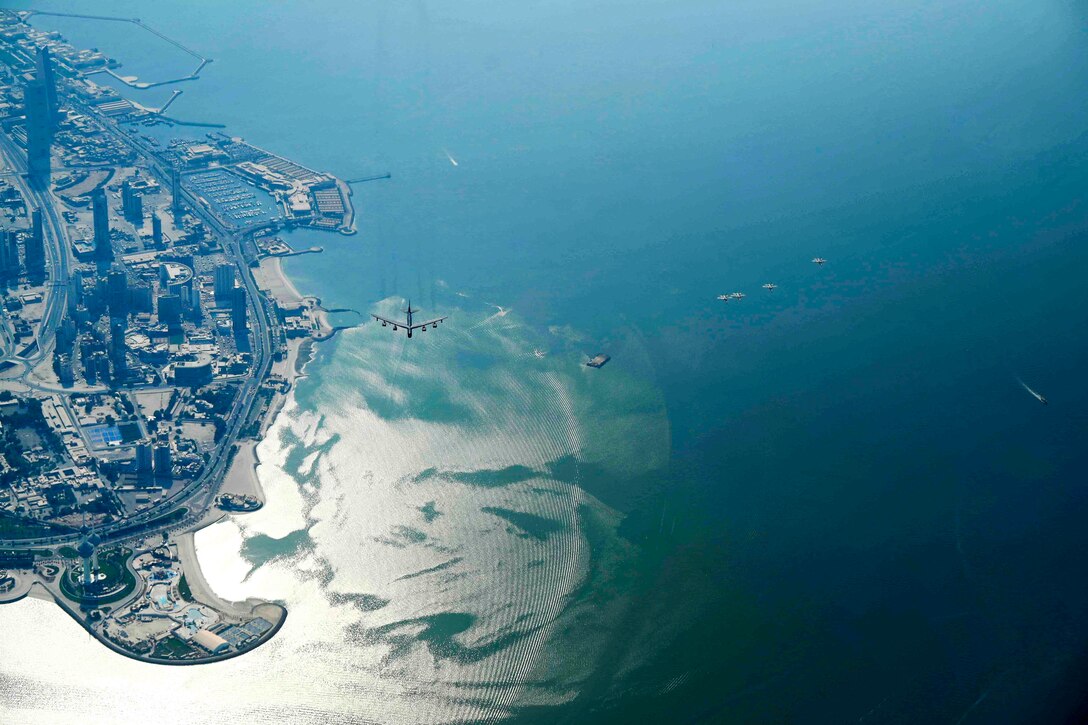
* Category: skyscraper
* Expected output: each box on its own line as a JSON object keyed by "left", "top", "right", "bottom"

{"left": 34, "top": 46, "right": 58, "bottom": 129}
{"left": 214, "top": 263, "right": 235, "bottom": 305}
{"left": 92, "top": 187, "right": 112, "bottom": 263}
{"left": 232, "top": 284, "right": 248, "bottom": 336}
{"left": 157, "top": 293, "right": 181, "bottom": 327}
{"left": 121, "top": 179, "right": 143, "bottom": 224}
{"left": 151, "top": 212, "right": 163, "bottom": 247}
{"left": 109, "top": 318, "right": 127, "bottom": 377}
{"left": 171, "top": 166, "right": 183, "bottom": 222}
{"left": 106, "top": 267, "right": 128, "bottom": 317}
{"left": 25, "top": 208, "right": 46, "bottom": 282}
{"left": 153, "top": 443, "right": 172, "bottom": 480}
{"left": 23, "top": 80, "right": 52, "bottom": 184}
{"left": 135, "top": 442, "right": 153, "bottom": 480}
{"left": 67, "top": 269, "right": 84, "bottom": 314}
{"left": 67, "top": 267, "right": 83, "bottom": 313}
{"left": 0, "top": 230, "right": 14, "bottom": 284}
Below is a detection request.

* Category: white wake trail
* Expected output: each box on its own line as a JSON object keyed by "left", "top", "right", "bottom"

{"left": 1016, "top": 377, "right": 1046, "bottom": 404}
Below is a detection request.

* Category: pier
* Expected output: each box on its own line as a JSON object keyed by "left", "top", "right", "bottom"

{"left": 25, "top": 10, "right": 212, "bottom": 89}
{"left": 345, "top": 172, "right": 392, "bottom": 185}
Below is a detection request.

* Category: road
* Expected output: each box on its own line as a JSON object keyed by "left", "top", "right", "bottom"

{"left": 0, "top": 132, "right": 71, "bottom": 371}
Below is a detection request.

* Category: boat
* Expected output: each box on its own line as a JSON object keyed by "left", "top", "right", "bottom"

{"left": 586, "top": 354, "right": 610, "bottom": 368}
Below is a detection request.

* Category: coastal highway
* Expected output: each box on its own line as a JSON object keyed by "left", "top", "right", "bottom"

{"left": 0, "top": 131, "right": 71, "bottom": 371}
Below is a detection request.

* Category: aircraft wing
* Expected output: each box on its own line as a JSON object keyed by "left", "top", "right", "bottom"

{"left": 371, "top": 314, "right": 401, "bottom": 327}
{"left": 409, "top": 316, "right": 448, "bottom": 331}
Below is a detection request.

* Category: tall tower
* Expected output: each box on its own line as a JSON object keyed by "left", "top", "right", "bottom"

{"left": 135, "top": 442, "right": 153, "bottom": 481}
{"left": 170, "top": 166, "right": 183, "bottom": 222}
{"left": 109, "top": 317, "right": 127, "bottom": 378}
{"left": 26, "top": 208, "right": 46, "bottom": 282}
{"left": 151, "top": 212, "right": 163, "bottom": 247}
{"left": 34, "top": 46, "right": 59, "bottom": 129}
{"left": 121, "top": 179, "right": 143, "bottom": 224}
{"left": 91, "top": 187, "right": 113, "bottom": 263}
{"left": 157, "top": 293, "right": 181, "bottom": 327}
{"left": 0, "top": 230, "right": 13, "bottom": 285}
{"left": 153, "top": 443, "right": 172, "bottom": 480}
{"left": 232, "top": 284, "right": 248, "bottom": 337}
{"left": 106, "top": 267, "right": 128, "bottom": 317}
{"left": 214, "top": 263, "right": 235, "bottom": 305}
{"left": 67, "top": 269, "right": 84, "bottom": 315}
{"left": 23, "top": 80, "right": 52, "bottom": 184}
{"left": 0, "top": 228, "right": 10, "bottom": 283}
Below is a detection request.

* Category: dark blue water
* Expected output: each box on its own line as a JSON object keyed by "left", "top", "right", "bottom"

{"left": 11, "top": 1, "right": 1088, "bottom": 721}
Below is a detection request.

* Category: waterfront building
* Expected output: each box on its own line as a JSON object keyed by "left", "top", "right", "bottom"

{"left": 91, "top": 187, "right": 112, "bottom": 263}
{"left": 214, "top": 263, "right": 235, "bottom": 305}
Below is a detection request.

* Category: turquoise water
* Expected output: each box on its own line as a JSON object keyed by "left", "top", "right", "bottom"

{"left": 3, "top": 1, "right": 1088, "bottom": 723}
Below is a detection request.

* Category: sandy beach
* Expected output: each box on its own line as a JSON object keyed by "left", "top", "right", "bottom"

{"left": 176, "top": 532, "right": 285, "bottom": 624}
{"left": 253, "top": 256, "right": 304, "bottom": 307}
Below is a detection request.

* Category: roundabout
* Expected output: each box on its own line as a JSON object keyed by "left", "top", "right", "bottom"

{"left": 59, "top": 547, "right": 137, "bottom": 605}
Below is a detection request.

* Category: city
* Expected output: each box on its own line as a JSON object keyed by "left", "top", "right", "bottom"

{"left": 0, "top": 10, "right": 355, "bottom": 663}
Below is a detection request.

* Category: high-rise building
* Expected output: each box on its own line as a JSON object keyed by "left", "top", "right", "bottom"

{"left": 151, "top": 212, "right": 163, "bottom": 247}
{"left": 109, "top": 318, "right": 127, "bottom": 376}
{"left": 23, "top": 79, "right": 52, "bottom": 184}
{"left": 54, "top": 352, "right": 73, "bottom": 387}
{"left": 6, "top": 231, "right": 18, "bottom": 271}
{"left": 0, "top": 230, "right": 14, "bottom": 284}
{"left": 57, "top": 316, "right": 76, "bottom": 352}
{"left": 121, "top": 179, "right": 143, "bottom": 224}
{"left": 90, "top": 350, "right": 111, "bottom": 385}
{"left": 91, "top": 187, "right": 112, "bottom": 263}
{"left": 67, "top": 269, "right": 84, "bottom": 314}
{"left": 135, "top": 443, "right": 153, "bottom": 479}
{"left": 232, "top": 284, "right": 248, "bottom": 335}
{"left": 34, "top": 46, "right": 59, "bottom": 129}
{"left": 25, "top": 208, "right": 45, "bottom": 282}
{"left": 157, "top": 293, "right": 181, "bottom": 326}
{"left": 214, "top": 263, "right": 235, "bottom": 305}
{"left": 153, "top": 444, "right": 172, "bottom": 479}
{"left": 106, "top": 267, "right": 128, "bottom": 317}
{"left": 170, "top": 167, "right": 183, "bottom": 222}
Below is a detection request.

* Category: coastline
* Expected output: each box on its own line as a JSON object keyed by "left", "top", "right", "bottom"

{"left": 0, "top": 10, "right": 353, "bottom": 666}
{"left": 180, "top": 239, "right": 331, "bottom": 621}
{"left": 0, "top": 205, "right": 340, "bottom": 666}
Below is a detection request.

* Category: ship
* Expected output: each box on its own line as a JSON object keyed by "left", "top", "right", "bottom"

{"left": 586, "top": 354, "right": 611, "bottom": 368}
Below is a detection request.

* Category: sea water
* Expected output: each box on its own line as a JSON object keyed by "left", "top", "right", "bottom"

{"left": 3, "top": 1, "right": 1088, "bottom": 722}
